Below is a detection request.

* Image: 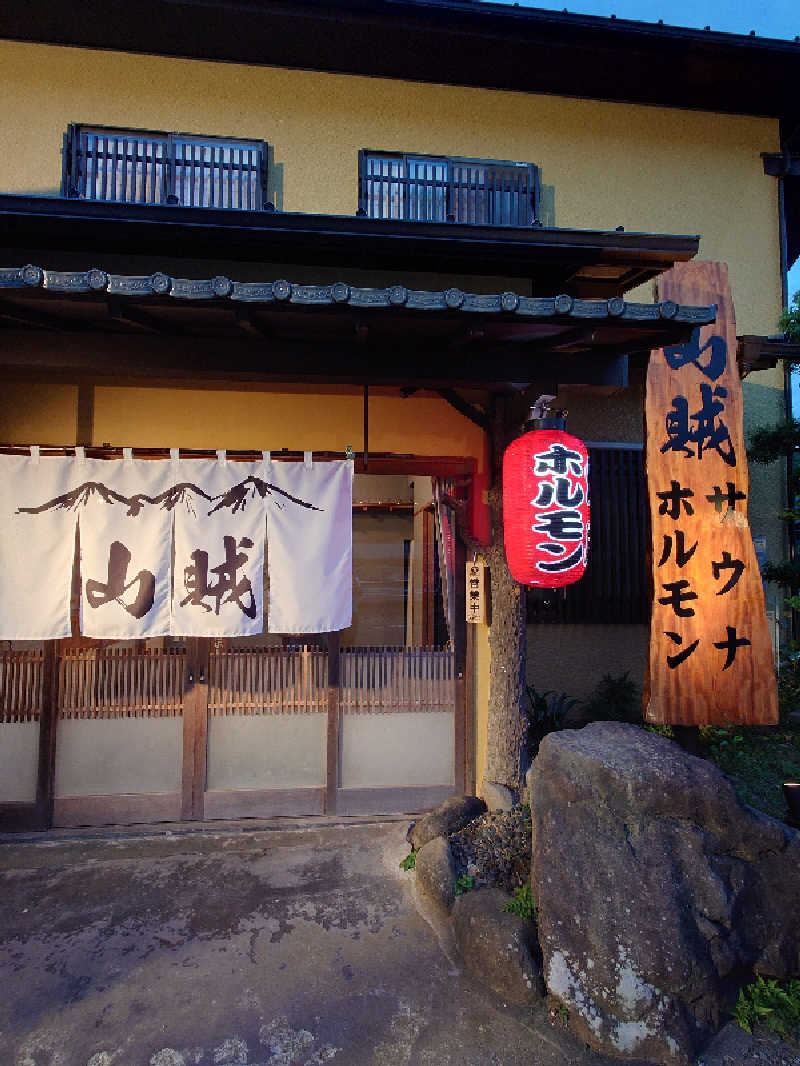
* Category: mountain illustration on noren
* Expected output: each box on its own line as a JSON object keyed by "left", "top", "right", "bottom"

{"left": 16, "top": 476, "right": 321, "bottom": 518}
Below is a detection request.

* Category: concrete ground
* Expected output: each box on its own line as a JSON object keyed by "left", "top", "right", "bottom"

{"left": 0, "top": 818, "right": 797, "bottom": 1066}
{"left": 0, "top": 816, "right": 646, "bottom": 1066}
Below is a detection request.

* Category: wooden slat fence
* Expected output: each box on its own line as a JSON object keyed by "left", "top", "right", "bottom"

{"left": 340, "top": 646, "right": 454, "bottom": 714}
{"left": 1, "top": 645, "right": 455, "bottom": 721}
{"left": 208, "top": 646, "right": 328, "bottom": 715}
{"left": 0, "top": 649, "right": 44, "bottom": 722}
{"left": 58, "top": 646, "right": 186, "bottom": 719}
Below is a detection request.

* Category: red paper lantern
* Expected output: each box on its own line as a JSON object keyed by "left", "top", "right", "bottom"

{"left": 503, "top": 429, "right": 590, "bottom": 587}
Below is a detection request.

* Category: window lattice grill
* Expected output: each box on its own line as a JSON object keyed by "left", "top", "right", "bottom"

{"left": 62, "top": 126, "right": 268, "bottom": 211}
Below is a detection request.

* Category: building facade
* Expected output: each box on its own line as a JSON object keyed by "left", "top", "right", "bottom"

{"left": 0, "top": 0, "right": 797, "bottom": 830}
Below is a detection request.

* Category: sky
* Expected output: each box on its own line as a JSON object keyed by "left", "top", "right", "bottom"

{"left": 487, "top": 0, "right": 800, "bottom": 302}
{"left": 487, "top": 0, "right": 799, "bottom": 41}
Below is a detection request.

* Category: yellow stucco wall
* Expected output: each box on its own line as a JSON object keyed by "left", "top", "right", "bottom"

{"left": 0, "top": 39, "right": 788, "bottom": 794}
{"left": 0, "top": 39, "right": 782, "bottom": 334}
{"left": 89, "top": 385, "right": 487, "bottom": 464}
{"left": 0, "top": 383, "right": 78, "bottom": 444}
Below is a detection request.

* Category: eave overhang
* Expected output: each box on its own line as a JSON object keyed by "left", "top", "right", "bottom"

{"left": 0, "top": 0, "right": 798, "bottom": 121}
{"left": 737, "top": 334, "right": 800, "bottom": 376}
{"left": 0, "top": 263, "right": 716, "bottom": 391}
{"left": 0, "top": 195, "right": 700, "bottom": 299}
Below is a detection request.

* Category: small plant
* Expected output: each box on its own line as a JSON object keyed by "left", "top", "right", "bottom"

{"left": 645, "top": 723, "right": 675, "bottom": 740}
{"left": 454, "top": 873, "right": 475, "bottom": 896}
{"left": 584, "top": 671, "right": 641, "bottom": 724}
{"left": 733, "top": 975, "right": 800, "bottom": 1038}
{"left": 399, "top": 851, "right": 416, "bottom": 871}
{"left": 503, "top": 883, "right": 537, "bottom": 922}
{"left": 526, "top": 684, "right": 579, "bottom": 759}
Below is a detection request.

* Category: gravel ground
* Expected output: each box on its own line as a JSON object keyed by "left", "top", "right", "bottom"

{"left": 448, "top": 806, "right": 532, "bottom": 893}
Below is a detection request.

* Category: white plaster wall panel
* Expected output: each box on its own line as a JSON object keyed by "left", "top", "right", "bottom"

{"left": 340, "top": 711, "right": 454, "bottom": 788}
{"left": 55, "top": 718, "right": 182, "bottom": 796}
{"left": 206, "top": 713, "right": 326, "bottom": 790}
{"left": 0, "top": 721, "right": 39, "bottom": 801}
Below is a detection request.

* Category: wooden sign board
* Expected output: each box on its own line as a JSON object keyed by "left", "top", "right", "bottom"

{"left": 644, "top": 261, "right": 778, "bottom": 725}
{"left": 466, "top": 560, "right": 488, "bottom": 624}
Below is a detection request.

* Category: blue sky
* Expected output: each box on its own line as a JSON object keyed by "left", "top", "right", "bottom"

{"left": 487, "top": 0, "right": 799, "bottom": 41}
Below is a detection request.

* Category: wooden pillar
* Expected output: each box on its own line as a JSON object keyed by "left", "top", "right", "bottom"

{"left": 453, "top": 535, "right": 467, "bottom": 795}
{"left": 34, "top": 640, "right": 59, "bottom": 830}
{"left": 76, "top": 383, "right": 95, "bottom": 447}
{"left": 181, "top": 637, "right": 209, "bottom": 820}
{"left": 326, "top": 631, "right": 341, "bottom": 814}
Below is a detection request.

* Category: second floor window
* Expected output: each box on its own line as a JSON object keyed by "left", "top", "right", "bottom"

{"left": 62, "top": 125, "right": 269, "bottom": 210}
{"left": 359, "top": 150, "right": 539, "bottom": 226}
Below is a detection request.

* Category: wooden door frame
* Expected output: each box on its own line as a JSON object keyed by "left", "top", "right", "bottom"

{"left": 182, "top": 637, "right": 209, "bottom": 820}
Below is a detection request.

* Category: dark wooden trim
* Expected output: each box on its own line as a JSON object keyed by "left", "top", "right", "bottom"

{"left": 0, "top": 1, "right": 797, "bottom": 121}
{"left": 204, "top": 788, "right": 325, "bottom": 820}
{"left": 335, "top": 785, "right": 454, "bottom": 816}
{"left": 422, "top": 508, "right": 434, "bottom": 645}
{"left": 53, "top": 791, "right": 182, "bottom": 828}
{"left": 0, "top": 442, "right": 478, "bottom": 479}
{"left": 33, "top": 640, "right": 58, "bottom": 830}
{"left": 0, "top": 195, "right": 701, "bottom": 292}
{"left": 0, "top": 803, "right": 46, "bottom": 833}
{"left": 326, "top": 632, "right": 341, "bottom": 815}
{"left": 76, "top": 384, "right": 94, "bottom": 447}
{"left": 763, "top": 153, "right": 800, "bottom": 178}
{"left": 435, "top": 389, "right": 490, "bottom": 433}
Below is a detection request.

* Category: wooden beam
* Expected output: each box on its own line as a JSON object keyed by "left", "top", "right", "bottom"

{"left": 107, "top": 298, "right": 185, "bottom": 336}
{"left": 435, "top": 389, "right": 490, "bottom": 433}
{"left": 0, "top": 302, "right": 90, "bottom": 332}
{"left": 234, "top": 307, "right": 271, "bottom": 339}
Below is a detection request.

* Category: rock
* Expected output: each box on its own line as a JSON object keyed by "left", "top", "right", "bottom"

{"left": 452, "top": 886, "right": 544, "bottom": 1005}
{"left": 482, "top": 780, "right": 515, "bottom": 812}
{"left": 694, "top": 1019, "right": 800, "bottom": 1066}
{"left": 415, "top": 835, "right": 456, "bottom": 911}
{"left": 562, "top": 703, "right": 593, "bottom": 729}
{"left": 525, "top": 763, "right": 535, "bottom": 804}
{"left": 407, "top": 795, "right": 486, "bottom": 850}
{"left": 449, "top": 807, "right": 532, "bottom": 893}
{"left": 530, "top": 722, "right": 800, "bottom": 1066}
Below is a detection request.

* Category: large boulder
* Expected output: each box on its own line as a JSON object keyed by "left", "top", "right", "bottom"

{"left": 408, "top": 795, "right": 487, "bottom": 850}
{"left": 531, "top": 723, "right": 800, "bottom": 1066}
{"left": 452, "top": 886, "right": 544, "bottom": 1005}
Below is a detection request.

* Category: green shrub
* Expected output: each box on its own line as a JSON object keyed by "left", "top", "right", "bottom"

{"left": 503, "top": 883, "right": 537, "bottom": 922}
{"left": 703, "top": 724, "right": 800, "bottom": 821}
{"left": 733, "top": 975, "right": 800, "bottom": 1037}
{"left": 584, "top": 672, "right": 641, "bottom": 724}
{"left": 526, "top": 685, "right": 579, "bottom": 759}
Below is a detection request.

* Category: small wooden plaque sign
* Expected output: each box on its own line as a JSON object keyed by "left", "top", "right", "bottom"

{"left": 466, "top": 560, "right": 488, "bottom": 624}
{"left": 644, "top": 261, "right": 777, "bottom": 725}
